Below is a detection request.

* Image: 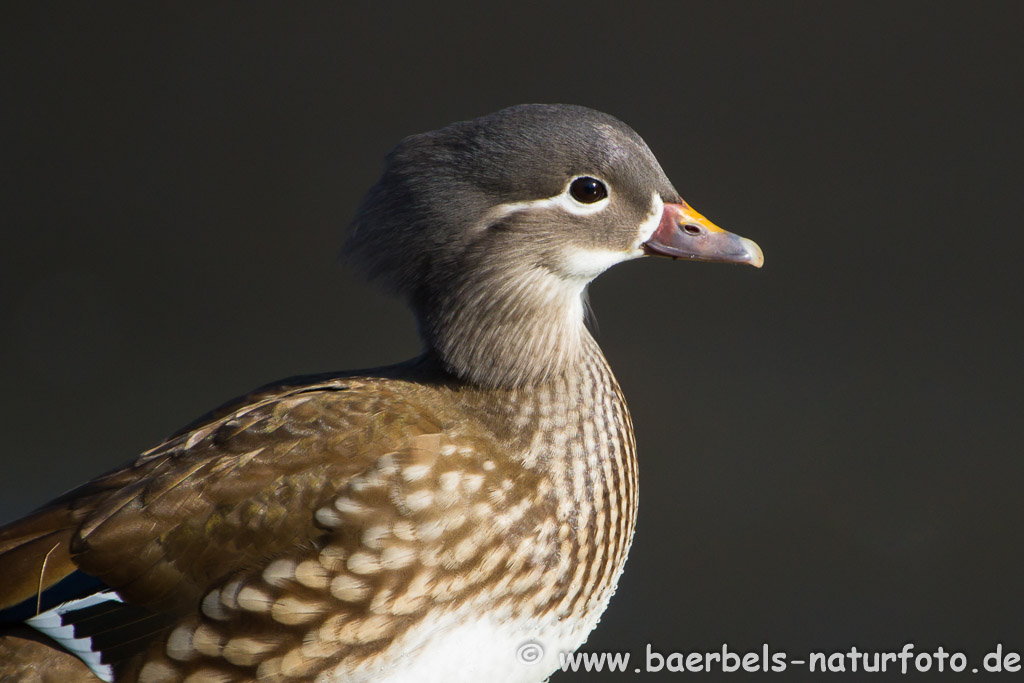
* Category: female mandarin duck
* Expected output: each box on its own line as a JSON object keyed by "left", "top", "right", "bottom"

{"left": 0, "top": 104, "right": 762, "bottom": 682}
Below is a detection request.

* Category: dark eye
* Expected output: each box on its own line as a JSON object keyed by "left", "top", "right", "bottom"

{"left": 569, "top": 176, "right": 608, "bottom": 204}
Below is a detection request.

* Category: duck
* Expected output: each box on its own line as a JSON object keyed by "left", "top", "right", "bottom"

{"left": 0, "top": 104, "right": 762, "bottom": 683}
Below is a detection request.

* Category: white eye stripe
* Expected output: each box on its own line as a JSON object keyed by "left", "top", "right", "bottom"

{"left": 485, "top": 176, "right": 611, "bottom": 223}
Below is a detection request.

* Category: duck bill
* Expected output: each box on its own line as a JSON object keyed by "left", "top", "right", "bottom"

{"left": 643, "top": 201, "right": 763, "bottom": 268}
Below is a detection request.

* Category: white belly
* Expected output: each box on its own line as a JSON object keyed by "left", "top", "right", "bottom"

{"left": 318, "top": 602, "right": 605, "bottom": 683}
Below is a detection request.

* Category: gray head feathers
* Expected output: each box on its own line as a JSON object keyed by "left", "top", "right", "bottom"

{"left": 344, "top": 104, "right": 678, "bottom": 387}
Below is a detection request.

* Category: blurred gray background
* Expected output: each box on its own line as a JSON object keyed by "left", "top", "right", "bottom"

{"left": 2, "top": 2, "right": 1022, "bottom": 680}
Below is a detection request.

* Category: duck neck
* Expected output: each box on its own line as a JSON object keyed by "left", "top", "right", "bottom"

{"left": 416, "top": 265, "right": 593, "bottom": 389}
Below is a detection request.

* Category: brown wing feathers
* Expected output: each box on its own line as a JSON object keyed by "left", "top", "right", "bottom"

{"left": 0, "top": 378, "right": 421, "bottom": 670}
{"left": 0, "top": 511, "right": 79, "bottom": 615}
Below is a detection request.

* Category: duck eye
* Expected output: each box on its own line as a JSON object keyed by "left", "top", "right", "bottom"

{"left": 569, "top": 176, "right": 608, "bottom": 204}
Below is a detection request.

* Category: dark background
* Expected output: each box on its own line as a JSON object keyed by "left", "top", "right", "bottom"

{"left": 2, "top": 3, "right": 1022, "bottom": 680}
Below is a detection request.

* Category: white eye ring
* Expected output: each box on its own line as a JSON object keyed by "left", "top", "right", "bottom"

{"left": 562, "top": 175, "right": 611, "bottom": 214}
{"left": 568, "top": 176, "right": 609, "bottom": 204}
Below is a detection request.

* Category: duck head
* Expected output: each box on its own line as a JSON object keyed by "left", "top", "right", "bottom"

{"left": 345, "top": 104, "right": 762, "bottom": 388}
